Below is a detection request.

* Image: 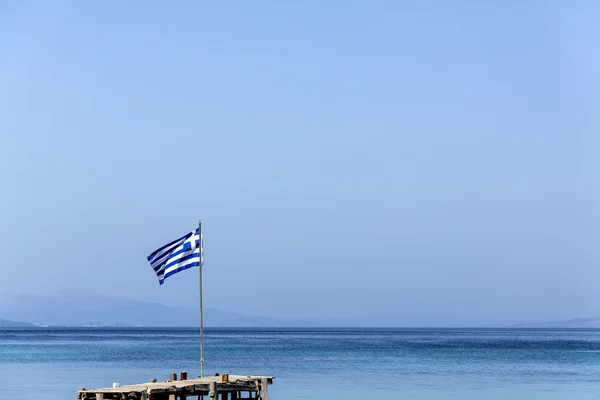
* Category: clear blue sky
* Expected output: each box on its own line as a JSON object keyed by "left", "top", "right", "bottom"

{"left": 1, "top": 1, "right": 598, "bottom": 325}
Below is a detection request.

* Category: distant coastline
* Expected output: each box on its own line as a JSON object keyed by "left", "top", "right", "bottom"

{"left": 512, "top": 317, "right": 600, "bottom": 329}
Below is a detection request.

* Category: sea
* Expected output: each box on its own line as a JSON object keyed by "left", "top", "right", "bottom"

{"left": 1, "top": 328, "right": 599, "bottom": 399}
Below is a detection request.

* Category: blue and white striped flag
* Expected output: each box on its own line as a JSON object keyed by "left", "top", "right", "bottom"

{"left": 147, "top": 228, "right": 204, "bottom": 285}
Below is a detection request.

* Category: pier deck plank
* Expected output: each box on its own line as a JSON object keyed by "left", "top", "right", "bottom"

{"left": 78, "top": 375, "right": 274, "bottom": 399}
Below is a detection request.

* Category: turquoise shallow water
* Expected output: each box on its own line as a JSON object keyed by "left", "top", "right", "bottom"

{"left": 1, "top": 328, "right": 599, "bottom": 399}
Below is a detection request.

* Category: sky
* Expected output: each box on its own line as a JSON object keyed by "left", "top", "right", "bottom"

{"left": 1, "top": 1, "right": 599, "bottom": 326}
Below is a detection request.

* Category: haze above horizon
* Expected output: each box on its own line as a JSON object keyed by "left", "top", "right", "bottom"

{"left": 1, "top": 1, "right": 599, "bottom": 326}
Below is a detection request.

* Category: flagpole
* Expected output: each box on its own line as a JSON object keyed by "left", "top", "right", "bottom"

{"left": 198, "top": 219, "right": 204, "bottom": 378}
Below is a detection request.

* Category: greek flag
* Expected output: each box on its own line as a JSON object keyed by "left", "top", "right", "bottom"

{"left": 147, "top": 228, "right": 203, "bottom": 285}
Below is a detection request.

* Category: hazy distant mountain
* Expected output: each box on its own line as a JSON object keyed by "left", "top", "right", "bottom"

{"left": 3, "top": 293, "right": 597, "bottom": 328}
{"left": 0, "top": 293, "right": 306, "bottom": 327}
{"left": 0, "top": 318, "right": 36, "bottom": 327}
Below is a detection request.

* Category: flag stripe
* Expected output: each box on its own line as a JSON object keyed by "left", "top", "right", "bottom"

{"left": 147, "top": 231, "right": 192, "bottom": 261}
{"left": 164, "top": 250, "right": 199, "bottom": 275}
{"left": 164, "top": 249, "right": 198, "bottom": 270}
{"left": 150, "top": 237, "right": 199, "bottom": 271}
{"left": 148, "top": 233, "right": 193, "bottom": 266}
{"left": 147, "top": 228, "right": 203, "bottom": 285}
{"left": 151, "top": 241, "right": 188, "bottom": 270}
{"left": 163, "top": 261, "right": 200, "bottom": 282}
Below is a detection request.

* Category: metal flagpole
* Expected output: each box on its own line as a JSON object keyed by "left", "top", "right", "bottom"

{"left": 198, "top": 220, "right": 204, "bottom": 378}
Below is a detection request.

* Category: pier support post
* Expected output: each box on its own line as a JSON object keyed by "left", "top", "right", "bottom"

{"left": 209, "top": 382, "right": 218, "bottom": 400}
{"left": 260, "top": 378, "right": 269, "bottom": 400}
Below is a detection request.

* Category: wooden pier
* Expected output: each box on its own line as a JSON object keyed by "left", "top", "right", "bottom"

{"left": 78, "top": 373, "right": 274, "bottom": 400}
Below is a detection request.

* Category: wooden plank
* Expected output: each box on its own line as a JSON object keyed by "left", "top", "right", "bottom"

{"left": 209, "top": 382, "right": 217, "bottom": 400}
{"left": 260, "top": 378, "right": 268, "bottom": 400}
{"left": 215, "top": 384, "right": 256, "bottom": 393}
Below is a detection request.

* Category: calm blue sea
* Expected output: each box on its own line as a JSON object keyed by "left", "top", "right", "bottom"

{"left": 0, "top": 328, "right": 599, "bottom": 399}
